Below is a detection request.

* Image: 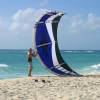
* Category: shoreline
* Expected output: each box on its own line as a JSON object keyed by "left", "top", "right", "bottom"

{"left": 0, "top": 76, "right": 100, "bottom": 100}
{"left": 1, "top": 74, "right": 100, "bottom": 80}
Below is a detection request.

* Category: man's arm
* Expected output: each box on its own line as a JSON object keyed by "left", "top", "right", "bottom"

{"left": 35, "top": 51, "right": 38, "bottom": 56}
{"left": 33, "top": 51, "right": 38, "bottom": 57}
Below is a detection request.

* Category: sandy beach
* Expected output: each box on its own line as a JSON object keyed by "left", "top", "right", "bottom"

{"left": 0, "top": 76, "right": 100, "bottom": 100}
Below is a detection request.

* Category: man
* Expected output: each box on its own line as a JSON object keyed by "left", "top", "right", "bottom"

{"left": 27, "top": 48, "right": 37, "bottom": 77}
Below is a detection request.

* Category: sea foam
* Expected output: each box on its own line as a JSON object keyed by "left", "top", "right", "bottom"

{"left": 0, "top": 64, "right": 9, "bottom": 67}
{"left": 90, "top": 64, "right": 100, "bottom": 69}
{"left": 81, "top": 64, "right": 100, "bottom": 75}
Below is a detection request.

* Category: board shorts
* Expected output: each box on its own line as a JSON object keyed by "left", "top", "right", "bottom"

{"left": 28, "top": 57, "right": 32, "bottom": 62}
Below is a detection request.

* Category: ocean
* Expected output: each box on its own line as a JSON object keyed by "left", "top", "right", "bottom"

{"left": 0, "top": 49, "right": 100, "bottom": 79}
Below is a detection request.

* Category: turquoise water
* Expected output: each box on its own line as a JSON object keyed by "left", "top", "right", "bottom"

{"left": 62, "top": 50, "right": 100, "bottom": 74}
{"left": 0, "top": 50, "right": 100, "bottom": 79}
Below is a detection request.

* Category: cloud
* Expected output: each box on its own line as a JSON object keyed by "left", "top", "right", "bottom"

{"left": 9, "top": 8, "right": 48, "bottom": 34}
{"left": 10, "top": 8, "right": 34, "bottom": 34}
{"left": 65, "top": 15, "right": 83, "bottom": 33}
{"left": 0, "top": 8, "right": 49, "bottom": 49}
{"left": 86, "top": 13, "right": 100, "bottom": 31}
{"left": 60, "top": 13, "right": 100, "bottom": 34}
{"left": 58, "top": 13, "right": 100, "bottom": 49}
{"left": 0, "top": 8, "right": 100, "bottom": 49}
{"left": 8, "top": 8, "right": 49, "bottom": 49}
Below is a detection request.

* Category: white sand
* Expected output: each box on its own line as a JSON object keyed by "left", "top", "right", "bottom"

{"left": 0, "top": 76, "right": 100, "bottom": 100}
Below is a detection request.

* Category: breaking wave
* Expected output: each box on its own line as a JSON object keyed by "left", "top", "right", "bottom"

{"left": 88, "top": 63, "right": 100, "bottom": 69}
{"left": 63, "top": 50, "right": 95, "bottom": 53}
{"left": 81, "top": 63, "right": 100, "bottom": 75}
{"left": 0, "top": 64, "right": 9, "bottom": 68}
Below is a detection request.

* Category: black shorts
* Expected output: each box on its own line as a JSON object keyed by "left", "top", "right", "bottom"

{"left": 28, "top": 58, "right": 32, "bottom": 62}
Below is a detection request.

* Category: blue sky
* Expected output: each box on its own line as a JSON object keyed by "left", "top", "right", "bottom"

{"left": 0, "top": 0, "right": 100, "bottom": 50}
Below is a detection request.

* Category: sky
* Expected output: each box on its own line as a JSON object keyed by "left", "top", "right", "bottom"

{"left": 0, "top": 0, "right": 100, "bottom": 50}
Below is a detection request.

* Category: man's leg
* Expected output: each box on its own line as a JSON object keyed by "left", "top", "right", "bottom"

{"left": 28, "top": 62, "right": 32, "bottom": 76}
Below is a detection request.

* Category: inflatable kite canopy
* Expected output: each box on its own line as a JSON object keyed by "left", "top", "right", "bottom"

{"left": 34, "top": 11, "right": 79, "bottom": 76}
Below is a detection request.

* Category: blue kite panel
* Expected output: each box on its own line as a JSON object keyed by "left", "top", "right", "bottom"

{"left": 37, "top": 44, "right": 54, "bottom": 68}
{"left": 36, "top": 23, "right": 51, "bottom": 46}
